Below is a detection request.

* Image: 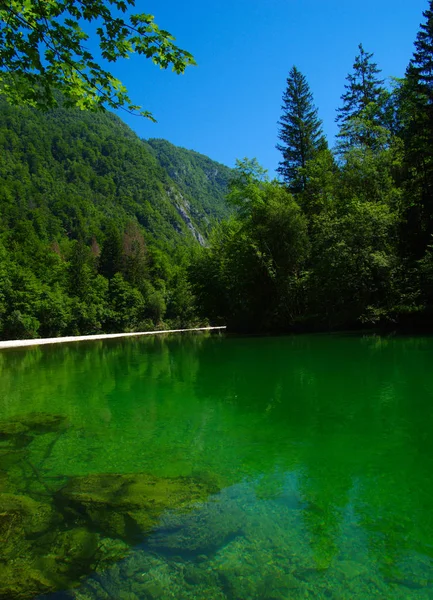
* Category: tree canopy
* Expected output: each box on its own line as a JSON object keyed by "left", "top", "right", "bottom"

{"left": 0, "top": 0, "right": 195, "bottom": 118}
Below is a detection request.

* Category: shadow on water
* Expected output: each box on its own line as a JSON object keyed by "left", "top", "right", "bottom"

{"left": 0, "top": 332, "right": 432, "bottom": 598}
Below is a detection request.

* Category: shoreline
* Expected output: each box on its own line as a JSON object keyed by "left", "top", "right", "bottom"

{"left": 0, "top": 326, "right": 227, "bottom": 350}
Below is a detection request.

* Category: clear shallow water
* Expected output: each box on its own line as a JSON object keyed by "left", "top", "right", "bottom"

{"left": 1, "top": 332, "right": 433, "bottom": 599}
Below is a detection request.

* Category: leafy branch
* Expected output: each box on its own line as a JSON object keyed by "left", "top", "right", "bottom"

{"left": 0, "top": 0, "right": 196, "bottom": 118}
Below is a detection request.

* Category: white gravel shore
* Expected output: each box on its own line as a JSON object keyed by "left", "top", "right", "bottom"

{"left": 0, "top": 326, "right": 226, "bottom": 350}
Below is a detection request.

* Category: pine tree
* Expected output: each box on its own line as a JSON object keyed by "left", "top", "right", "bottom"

{"left": 276, "top": 66, "right": 326, "bottom": 192}
{"left": 412, "top": 0, "right": 433, "bottom": 102}
{"left": 399, "top": 1, "right": 433, "bottom": 258}
{"left": 336, "top": 44, "right": 387, "bottom": 151}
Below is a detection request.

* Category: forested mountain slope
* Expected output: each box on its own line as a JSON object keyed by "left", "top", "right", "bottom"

{"left": 0, "top": 100, "right": 231, "bottom": 248}
{"left": 147, "top": 139, "right": 232, "bottom": 237}
{"left": 0, "top": 100, "right": 231, "bottom": 339}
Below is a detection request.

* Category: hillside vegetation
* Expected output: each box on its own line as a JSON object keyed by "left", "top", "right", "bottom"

{"left": 0, "top": 100, "right": 231, "bottom": 339}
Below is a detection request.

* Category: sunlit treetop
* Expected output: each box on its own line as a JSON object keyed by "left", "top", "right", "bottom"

{"left": 0, "top": 0, "right": 196, "bottom": 120}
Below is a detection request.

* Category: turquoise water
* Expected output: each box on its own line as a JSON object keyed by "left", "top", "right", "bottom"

{"left": 1, "top": 332, "right": 433, "bottom": 599}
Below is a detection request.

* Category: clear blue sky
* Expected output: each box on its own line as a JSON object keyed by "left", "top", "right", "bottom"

{"left": 106, "top": 0, "right": 427, "bottom": 173}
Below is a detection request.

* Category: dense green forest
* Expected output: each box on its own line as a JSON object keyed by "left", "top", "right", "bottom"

{"left": 0, "top": 99, "right": 231, "bottom": 339}
{"left": 2, "top": 2, "right": 433, "bottom": 339}
{"left": 192, "top": 2, "right": 433, "bottom": 332}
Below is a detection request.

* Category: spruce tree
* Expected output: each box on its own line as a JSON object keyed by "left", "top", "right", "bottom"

{"left": 410, "top": 0, "right": 433, "bottom": 167}
{"left": 399, "top": 1, "right": 433, "bottom": 258}
{"left": 412, "top": 0, "right": 433, "bottom": 102}
{"left": 276, "top": 66, "right": 326, "bottom": 192}
{"left": 336, "top": 44, "right": 387, "bottom": 151}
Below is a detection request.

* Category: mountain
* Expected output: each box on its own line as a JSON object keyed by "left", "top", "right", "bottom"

{"left": 147, "top": 138, "right": 233, "bottom": 240}
{"left": 0, "top": 100, "right": 232, "bottom": 339}
{"left": 0, "top": 100, "right": 232, "bottom": 249}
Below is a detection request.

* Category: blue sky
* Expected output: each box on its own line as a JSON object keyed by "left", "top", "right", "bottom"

{"left": 106, "top": 0, "right": 427, "bottom": 173}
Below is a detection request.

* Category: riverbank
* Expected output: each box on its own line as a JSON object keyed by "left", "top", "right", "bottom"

{"left": 0, "top": 326, "right": 226, "bottom": 350}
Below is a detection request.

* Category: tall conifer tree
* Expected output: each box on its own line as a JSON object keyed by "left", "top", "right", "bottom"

{"left": 412, "top": 0, "right": 433, "bottom": 101}
{"left": 336, "top": 44, "right": 387, "bottom": 151}
{"left": 399, "top": 1, "right": 433, "bottom": 257}
{"left": 276, "top": 66, "right": 326, "bottom": 192}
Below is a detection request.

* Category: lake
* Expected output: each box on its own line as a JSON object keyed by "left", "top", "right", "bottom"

{"left": 1, "top": 332, "right": 432, "bottom": 599}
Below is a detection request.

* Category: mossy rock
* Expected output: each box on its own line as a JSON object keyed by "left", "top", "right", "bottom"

{"left": 34, "top": 528, "right": 129, "bottom": 587}
{"left": 0, "top": 421, "right": 29, "bottom": 439}
{"left": 0, "top": 559, "right": 55, "bottom": 600}
{"left": 0, "top": 513, "right": 128, "bottom": 599}
{"left": 0, "top": 493, "right": 55, "bottom": 537}
{"left": 0, "top": 412, "right": 70, "bottom": 435}
{"left": 0, "top": 493, "right": 57, "bottom": 564}
{"left": 0, "top": 447, "right": 28, "bottom": 471}
{"left": 0, "top": 495, "right": 59, "bottom": 598}
{"left": 57, "top": 472, "right": 219, "bottom": 542}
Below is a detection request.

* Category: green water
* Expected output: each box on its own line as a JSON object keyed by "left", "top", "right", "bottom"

{"left": 1, "top": 332, "right": 433, "bottom": 599}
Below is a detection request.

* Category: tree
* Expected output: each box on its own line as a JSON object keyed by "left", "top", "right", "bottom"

{"left": 0, "top": 0, "right": 195, "bottom": 118}
{"left": 193, "top": 161, "right": 310, "bottom": 331}
{"left": 412, "top": 0, "right": 433, "bottom": 101}
{"left": 121, "top": 220, "right": 147, "bottom": 286}
{"left": 99, "top": 223, "right": 123, "bottom": 280}
{"left": 276, "top": 66, "right": 326, "bottom": 192}
{"left": 297, "top": 148, "right": 339, "bottom": 218}
{"left": 227, "top": 157, "right": 269, "bottom": 217}
{"left": 309, "top": 200, "right": 398, "bottom": 327}
{"left": 336, "top": 44, "right": 387, "bottom": 151}
{"left": 397, "top": 3, "right": 433, "bottom": 258}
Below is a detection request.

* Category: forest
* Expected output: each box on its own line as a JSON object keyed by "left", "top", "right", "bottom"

{"left": 0, "top": 100, "right": 231, "bottom": 339}
{"left": 1, "top": 3, "right": 433, "bottom": 339}
{"left": 192, "top": 2, "right": 433, "bottom": 332}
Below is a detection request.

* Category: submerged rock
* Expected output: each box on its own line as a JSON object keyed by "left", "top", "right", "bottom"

{"left": 57, "top": 472, "right": 219, "bottom": 542}
{"left": 0, "top": 494, "right": 57, "bottom": 559}
{"left": 0, "top": 469, "right": 219, "bottom": 599}
{"left": 0, "top": 447, "right": 28, "bottom": 471}
{"left": 0, "top": 493, "right": 60, "bottom": 599}
{"left": 0, "top": 528, "right": 129, "bottom": 600}
{"left": 0, "top": 420, "right": 29, "bottom": 439}
{"left": 0, "top": 489, "right": 129, "bottom": 600}
{"left": 0, "top": 412, "right": 69, "bottom": 436}
{"left": 0, "top": 559, "right": 55, "bottom": 600}
{"left": 148, "top": 497, "right": 246, "bottom": 554}
{"left": 0, "top": 412, "right": 70, "bottom": 468}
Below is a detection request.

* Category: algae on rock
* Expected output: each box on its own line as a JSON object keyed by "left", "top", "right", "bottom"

{"left": 57, "top": 472, "right": 220, "bottom": 542}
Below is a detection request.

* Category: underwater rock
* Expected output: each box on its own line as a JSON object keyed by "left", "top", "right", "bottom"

{"left": 0, "top": 412, "right": 70, "bottom": 435}
{"left": 0, "top": 419, "right": 33, "bottom": 457}
{"left": 0, "top": 559, "right": 55, "bottom": 600}
{"left": 0, "top": 494, "right": 60, "bottom": 599}
{"left": 0, "top": 502, "right": 128, "bottom": 600}
{"left": 148, "top": 497, "right": 246, "bottom": 554}
{"left": 57, "top": 472, "right": 219, "bottom": 542}
{"left": 0, "top": 493, "right": 55, "bottom": 540}
{"left": 335, "top": 559, "right": 368, "bottom": 581}
{"left": 0, "top": 447, "right": 28, "bottom": 471}
{"left": 384, "top": 575, "right": 429, "bottom": 590}
{"left": 20, "top": 412, "right": 69, "bottom": 433}
{"left": 0, "top": 420, "right": 30, "bottom": 438}
{"left": 34, "top": 528, "right": 129, "bottom": 586}
{"left": 0, "top": 412, "right": 69, "bottom": 460}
